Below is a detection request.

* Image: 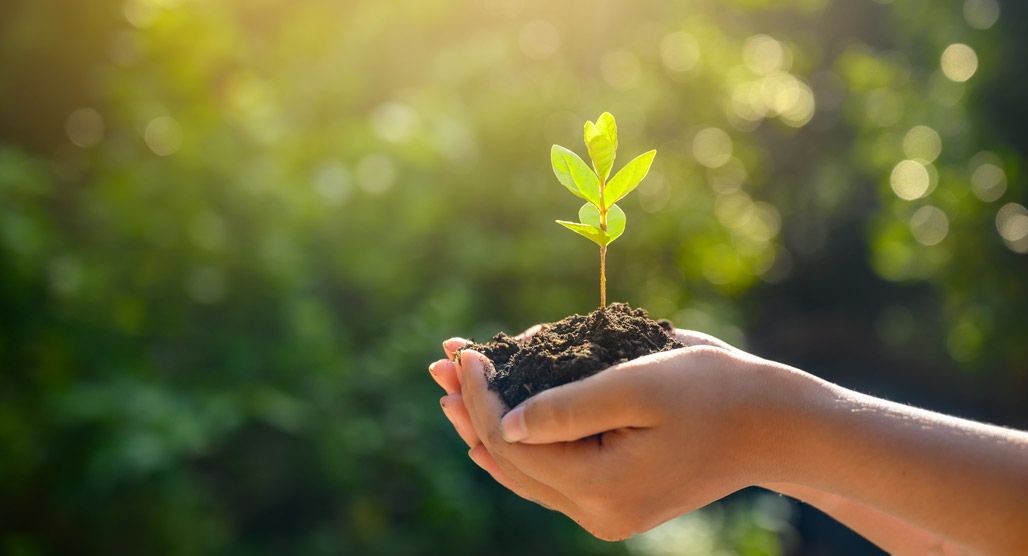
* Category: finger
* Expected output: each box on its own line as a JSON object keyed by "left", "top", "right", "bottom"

{"left": 468, "top": 440, "right": 576, "bottom": 514}
{"left": 440, "top": 393, "right": 479, "bottom": 448}
{"left": 429, "top": 359, "right": 461, "bottom": 394}
{"left": 498, "top": 352, "right": 664, "bottom": 445}
{"left": 442, "top": 337, "right": 471, "bottom": 360}
{"left": 513, "top": 324, "right": 544, "bottom": 343}
{"left": 468, "top": 443, "right": 517, "bottom": 487}
{"left": 467, "top": 444, "right": 556, "bottom": 511}
{"left": 468, "top": 441, "right": 555, "bottom": 511}
{"left": 458, "top": 350, "right": 590, "bottom": 485}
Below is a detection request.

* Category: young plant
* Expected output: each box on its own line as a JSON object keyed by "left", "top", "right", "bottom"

{"left": 551, "top": 112, "right": 657, "bottom": 308}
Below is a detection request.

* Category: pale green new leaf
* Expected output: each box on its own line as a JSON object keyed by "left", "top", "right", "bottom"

{"left": 584, "top": 121, "right": 616, "bottom": 182}
{"left": 578, "top": 202, "right": 601, "bottom": 228}
{"left": 594, "top": 112, "right": 617, "bottom": 150}
{"left": 577, "top": 202, "right": 627, "bottom": 246}
{"left": 555, "top": 219, "right": 604, "bottom": 246}
{"left": 604, "top": 149, "right": 656, "bottom": 209}
{"left": 551, "top": 145, "right": 601, "bottom": 207}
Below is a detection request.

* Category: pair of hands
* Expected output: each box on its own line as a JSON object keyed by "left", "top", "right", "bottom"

{"left": 427, "top": 327, "right": 785, "bottom": 541}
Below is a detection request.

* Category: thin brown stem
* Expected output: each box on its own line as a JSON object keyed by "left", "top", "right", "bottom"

{"left": 598, "top": 177, "right": 608, "bottom": 309}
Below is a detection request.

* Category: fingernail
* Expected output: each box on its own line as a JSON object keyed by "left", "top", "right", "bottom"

{"left": 500, "top": 405, "right": 528, "bottom": 443}
{"left": 467, "top": 446, "right": 485, "bottom": 469}
{"left": 428, "top": 361, "right": 440, "bottom": 377}
{"left": 444, "top": 337, "right": 468, "bottom": 354}
{"left": 440, "top": 402, "right": 456, "bottom": 426}
{"left": 440, "top": 393, "right": 459, "bottom": 410}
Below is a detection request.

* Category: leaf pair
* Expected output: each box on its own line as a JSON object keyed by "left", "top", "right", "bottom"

{"left": 556, "top": 203, "right": 626, "bottom": 245}
{"left": 551, "top": 112, "right": 657, "bottom": 247}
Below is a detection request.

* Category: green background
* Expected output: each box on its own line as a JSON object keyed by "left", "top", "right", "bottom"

{"left": 1, "top": 0, "right": 1025, "bottom": 554}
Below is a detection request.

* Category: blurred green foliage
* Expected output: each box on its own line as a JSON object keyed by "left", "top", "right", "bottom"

{"left": 1, "top": 0, "right": 1025, "bottom": 554}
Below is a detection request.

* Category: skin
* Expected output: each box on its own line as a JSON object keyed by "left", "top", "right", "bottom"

{"left": 427, "top": 330, "right": 1028, "bottom": 555}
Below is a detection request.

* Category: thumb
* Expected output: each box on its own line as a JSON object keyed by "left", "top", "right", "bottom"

{"left": 500, "top": 360, "right": 660, "bottom": 444}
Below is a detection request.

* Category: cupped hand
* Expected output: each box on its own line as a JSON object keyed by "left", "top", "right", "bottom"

{"left": 428, "top": 327, "right": 786, "bottom": 540}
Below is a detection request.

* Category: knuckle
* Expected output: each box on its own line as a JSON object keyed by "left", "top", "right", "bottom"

{"left": 689, "top": 344, "right": 731, "bottom": 365}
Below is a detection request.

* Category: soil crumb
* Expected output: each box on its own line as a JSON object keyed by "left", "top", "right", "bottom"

{"left": 465, "top": 303, "right": 682, "bottom": 408}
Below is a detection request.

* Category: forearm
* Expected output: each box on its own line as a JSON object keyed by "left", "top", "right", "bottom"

{"left": 756, "top": 368, "right": 1028, "bottom": 555}
{"left": 763, "top": 482, "right": 976, "bottom": 556}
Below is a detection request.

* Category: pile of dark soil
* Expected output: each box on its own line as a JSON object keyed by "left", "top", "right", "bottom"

{"left": 465, "top": 303, "right": 682, "bottom": 408}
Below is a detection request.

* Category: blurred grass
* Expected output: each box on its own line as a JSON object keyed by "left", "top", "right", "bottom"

{"left": 0, "top": 0, "right": 1026, "bottom": 554}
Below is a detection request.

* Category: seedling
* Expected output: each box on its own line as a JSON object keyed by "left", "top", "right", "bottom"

{"left": 551, "top": 112, "right": 657, "bottom": 308}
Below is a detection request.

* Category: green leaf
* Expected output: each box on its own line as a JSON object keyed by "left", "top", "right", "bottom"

{"left": 604, "top": 149, "right": 656, "bottom": 209}
{"left": 555, "top": 220, "right": 604, "bottom": 246}
{"left": 594, "top": 112, "right": 617, "bottom": 150}
{"left": 578, "top": 202, "right": 601, "bottom": 228}
{"left": 576, "top": 202, "right": 626, "bottom": 246}
{"left": 584, "top": 121, "right": 616, "bottom": 182}
{"left": 551, "top": 145, "right": 601, "bottom": 206}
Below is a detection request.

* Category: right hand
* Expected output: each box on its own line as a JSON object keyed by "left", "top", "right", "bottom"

{"left": 429, "top": 326, "right": 794, "bottom": 540}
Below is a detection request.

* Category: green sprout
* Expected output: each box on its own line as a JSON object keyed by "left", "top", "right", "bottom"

{"left": 551, "top": 112, "right": 657, "bottom": 308}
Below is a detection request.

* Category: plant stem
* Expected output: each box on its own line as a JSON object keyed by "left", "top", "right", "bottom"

{"left": 598, "top": 177, "right": 607, "bottom": 309}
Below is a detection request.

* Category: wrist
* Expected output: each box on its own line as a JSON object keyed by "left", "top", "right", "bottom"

{"left": 732, "top": 357, "right": 839, "bottom": 487}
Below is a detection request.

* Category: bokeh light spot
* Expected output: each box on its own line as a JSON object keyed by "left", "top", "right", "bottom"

{"left": 692, "top": 127, "right": 733, "bottom": 169}
{"left": 963, "top": 0, "right": 1000, "bottom": 30}
{"left": 144, "top": 116, "right": 182, "bottom": 156}
{"left": 370, "top": 102, "right": 420, "bottom": 143}
{"left": 66, "top": 108, "right": 105, "bottom": 148}
{"left": 47, "top": 255, "right": 83, "bottom": 297}
{"left": 186, "top": 266, "right": 227, "bottom": 304}
{"left": 356, "top": 154, "right": 396, "bottom": 194}
{"left": 518, "top": 20, "right": 560, "bottom": 60}
{"left": 744, "top": 35, "right": 786, "bottom": 75}
{"left": 601, "top": 49, "right": 642, "bottom": 90}
{"left": 909, "top": 205, "right": 949, "bottom": 246}
{"left": 902, "top": 125, "right": 942, "bottom": 163}
{"left": 714, "top": 191, "right": 754, "bottom": 229}
{"left": 890, "top": 159, "right": 931, "bottom": 200}
{"left": 940, "top": 43, "right": 978, "bottom": 83}
{"left": 312, "top": 161, "right": 353, "bottom": 205}
{"left": 123, "top": 0, "right": 158, "bottom": 28}
{"left": 707, "top": 157, "right": 748, "bottom": 192}
{"left": 660, "top": 31, "right": 700, "bottom": 73}
{"left": 638, "top": 171, "right": 671, "bottom": 214}
{"left": 996, "top": 203, "right": 1028, "bottom": 253}
{"left": 969, "top": 151, "right": 1007, "bottom": 202}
